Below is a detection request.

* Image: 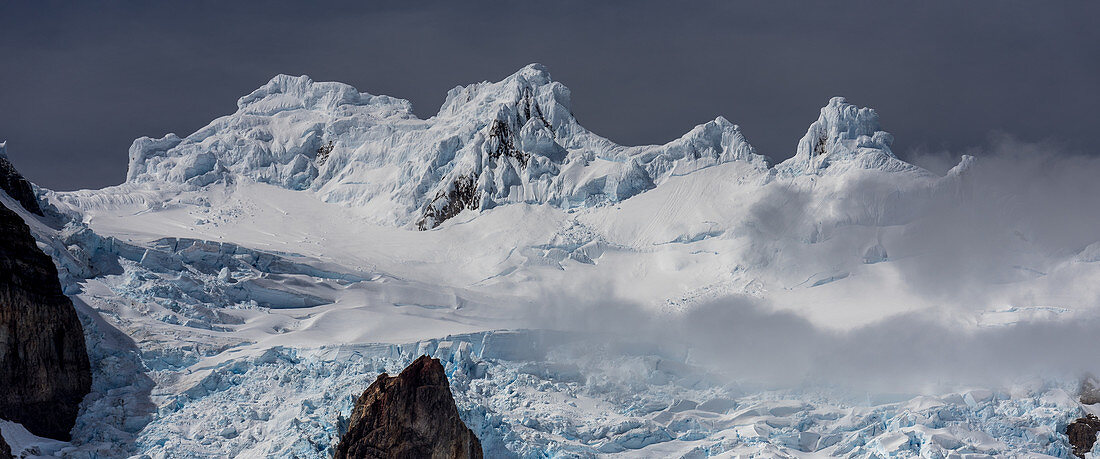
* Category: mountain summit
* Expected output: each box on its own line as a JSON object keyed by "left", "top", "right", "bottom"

{"left": 776, "top": 97, "right": 923, "bottom": 177}
{"left": 122, "top": 64, "right": 769, "bottom": 228}
{"left": 115, "top": 65, "right": 939, "bottom": 231}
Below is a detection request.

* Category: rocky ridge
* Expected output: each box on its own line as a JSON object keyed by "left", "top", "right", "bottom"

{"left": 0, "top": 142, "right": 43, "bottom": 216}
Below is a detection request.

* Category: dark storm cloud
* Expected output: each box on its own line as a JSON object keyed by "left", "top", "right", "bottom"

{"left": 1, "top": 0, "right": 1097, "bottom": 190}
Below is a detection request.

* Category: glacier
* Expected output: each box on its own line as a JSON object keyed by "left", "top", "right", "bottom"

{"left": 1, "top": 64, "right": 1099, "bottom": 458}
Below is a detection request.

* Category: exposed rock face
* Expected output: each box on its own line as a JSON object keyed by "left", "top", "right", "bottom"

{"left": 417, "top": 175, "right": 479, "bottom": 230}
{"left": 1066, "top": 414, "right": 1100, "bottom": 458}
{"left": 1080, "top": 374, "right": 1100, "bottom": 405}
{"left": 0, "top": 144, "right": 43, "bottom": 216}
{"left": 0, "top": 434, "right": 11, "bottom": 459}
{"left": 334, "top": 355, "right": 483, "bottom": 459}
{"left": 0, "top": 201, "right": 91, "bottom": 440}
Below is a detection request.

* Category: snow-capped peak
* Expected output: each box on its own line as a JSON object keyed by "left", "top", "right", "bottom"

{"left": 777, "top": 97, "right": 922, "bottom": 176}
{"left": 113, "top": 70, "right": 952, "bottom": 231}
{"left": 120, "top": 64, "right": 769, "bottom": 229}
{"left": 438, "top": 63, "right": 566, "bottom": 118}
{"left": 236, "top": 74, "right": 415, "bottom": 117}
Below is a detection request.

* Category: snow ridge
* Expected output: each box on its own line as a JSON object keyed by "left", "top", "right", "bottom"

{"left": 121, "top": 64, "right": 770, "bottom": 228}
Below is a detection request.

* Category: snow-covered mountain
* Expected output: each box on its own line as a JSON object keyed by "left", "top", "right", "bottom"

{"left": 4, "top": 64, "right": 1099, "bottom": 457}
{"left": 118, "top": 64, "right": 765, "bottom": 229}
{"left": 775, "top": 96, "right": 927, "bottom": 177}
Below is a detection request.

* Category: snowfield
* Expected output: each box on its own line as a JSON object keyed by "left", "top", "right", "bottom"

{"left": 3, "top": 64, "right": 1100, "bottom": 457}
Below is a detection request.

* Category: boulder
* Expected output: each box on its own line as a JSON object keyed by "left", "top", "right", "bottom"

{"left": 333, "top": 355, "right": 482, "bottom": 459}
{"left": 1066, "top": 414, "right": 1100, "bottom": 458}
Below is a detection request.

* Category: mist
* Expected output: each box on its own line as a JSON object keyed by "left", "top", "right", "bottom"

{"left": 522, "top": 137, "right": 1100, "bottom": 394}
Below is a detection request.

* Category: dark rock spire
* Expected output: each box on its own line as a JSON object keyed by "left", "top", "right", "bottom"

{"left": 334, "top": 355, "right": 482, "bottom": 459}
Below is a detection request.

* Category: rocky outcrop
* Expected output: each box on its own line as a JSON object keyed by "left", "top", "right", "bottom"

{"left": 1067, "top": 414, "right": 1100, "bottom": 458}
{"left": 0, "top": 201, "right": 91, "bottom": 440}
{"left": 333, "top": 355, "right": 482, "bottom": 459}
{"left": 417, "top": 175, "right": 479, "bottom": 230}
{"left": 0, "top": 144, "right": 43, "bottom": 216}
{"left": 1080, "top": 374, "right": 1100, "bottom": 405}
{"left": 0, "top": 435, "right": 11, "bottom": 459}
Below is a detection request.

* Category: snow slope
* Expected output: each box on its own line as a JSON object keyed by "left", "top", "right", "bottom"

{"left": 4, "top": 65, "right": 1100, "bottom": 457}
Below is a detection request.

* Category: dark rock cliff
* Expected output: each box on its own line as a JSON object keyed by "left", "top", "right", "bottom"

{"left": 0, "top": 153, "right": 43, "bottom": 216}
{"left": 1067, "top": 414, "right": 1100, "bottom": 458}
{"left": 0, "top": 201, "right": 91, "bottom": 440}
{"left": 1080, "top": 374, "right": 1100, "bottom": 405}
{"left": 0, "top": 435, "right": 11, "bottom": 459}
{"left": 333, "top": 355, "right": 483, "bottom": 459}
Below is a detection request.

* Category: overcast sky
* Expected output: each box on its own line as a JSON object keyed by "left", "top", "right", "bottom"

{"left": 1, "top": 1, "right": 1097, "bottom": 190}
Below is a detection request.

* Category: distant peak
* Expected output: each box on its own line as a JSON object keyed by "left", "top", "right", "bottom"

{"left": 816, "top": 97, "right": 885, "bottom": 139}
{"left": 266, "top": 73, "right": 314, "bottom": 87}
{"left": 512, "top": 63, "right": 553, "bottom": 85}
{"left": 776, "top": 97, "right": 920, "bottom": 176}
{"left": 438, "top": 63, "right": 570, "bottom": 118}
{"left": 825, "top": 96, "right": 850, "bottom": 107}
{"left": 237, "top": 74, "right": 315, "bottom": 108}
{"left": 520, "top": 62, "right": 550, "bottom": 72}
{"left": 234, "top": 74, "right": 413, "bottom": 117}
{"left": 712, "top": 115, "right": 735, "bottom": 127}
